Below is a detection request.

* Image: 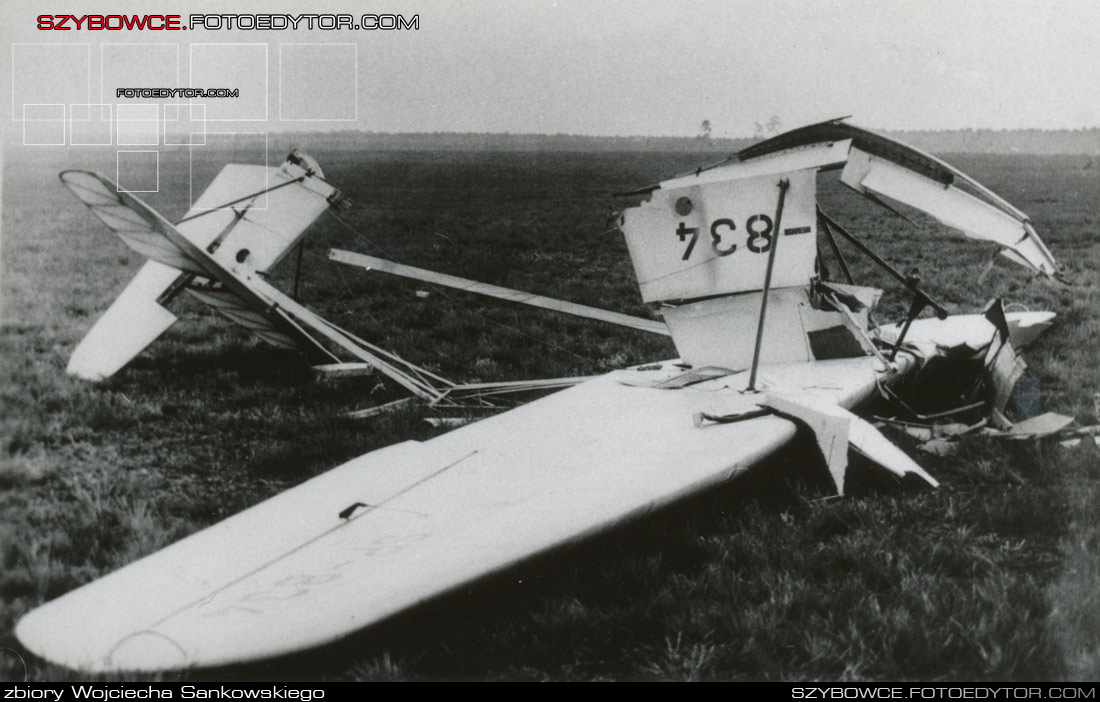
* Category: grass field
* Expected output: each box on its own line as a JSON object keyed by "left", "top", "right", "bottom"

{"left": 1, "top": 143, "right": 1098, "bottom": 681}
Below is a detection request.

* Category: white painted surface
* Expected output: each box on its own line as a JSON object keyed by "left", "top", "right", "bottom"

{"left": 661, "top": 288, "right": 812, "bottom": 368}
{"left": 185, "top": 163, "right": 335, "bottom": 274}
{"left": 762, "top": 391, "right": 938, "bottom": 493}
{"left": 762, "top": 392, "right": 852, "bottom": 493}
{"left": 846, "top": 414, "right": 939, "bottom": 487}
{"left": 61, "top": 154, "right": 340, "bottom": 377}
{"left": 19, "top": 358, "right": 901, "bottom": 672}
{"left": 841, "top": 149, "right": 1059, "bottom": 277}
{"left": 879, "top": 311, "right": 1056, "bottom": 353}
{"left": 66, "top": 261, "right": 179, "bottom": 381}
{"left": 20, "top": 304, "right": 1051, "bottom": 672}
{"left": 660, "top": 286, "right": 869, "bottom": 370}
{"left": 620, "top": 169, "right": 818, "bottom": 302}
{"left": 658, "top": 140, "right": 852, "bottom": 190}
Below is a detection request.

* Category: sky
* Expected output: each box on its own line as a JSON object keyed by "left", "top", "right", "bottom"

{"left": 2, "top": 0, "right": 1098, "bottom": 138}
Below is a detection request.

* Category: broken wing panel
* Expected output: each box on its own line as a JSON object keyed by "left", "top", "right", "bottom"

{"left": 620, "top": 169, "right": 818, "bottom": 303}
{"left": 61, "top": 171, "right": 208, "bottom": 275}
{"left": 762, "top": 391, "right": 939, "bottom": 494}
{"left": 847, "top": 414, "right": 939, "bottom": 487}
{"left": 840, "top": 148, "right": 1059, "bottom": 277}
{"left": 62, "top": 155, "right": 342, "bottom": 375}
{"left": 66, "top": 170, "right": 338, "bottom": 363}
{"left": 67, "top": 261, "right": 180, "bottom": 381}
{"left": 180, "top": 160, "right": 337, "bottom": 273}
{"left": 659, "top": 139, "right": 852, "bottom": 190}
{"left": 185, "top": 286, "right": 336, "bottom": 361}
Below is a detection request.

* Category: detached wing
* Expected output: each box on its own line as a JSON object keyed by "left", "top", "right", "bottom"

{"left": 61, "top": 170, "right": 339, "bottom": 367}
{"left": 736, "top": 121, "right": 1060, "bottom": 278}
{"left": 16, "top": 371, "right": 801, "bottom": 672}
{"left": 63, "top": 172, "right": 444, "bottom": 399}
{"left": 17, "top": 352, "right": 944, "bottom": 672}
{"left": 62, "top": 154, "right": 341, "bottom": 379}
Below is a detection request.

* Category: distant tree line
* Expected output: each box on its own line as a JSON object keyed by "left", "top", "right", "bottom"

{"left": 51, "top": 126, "right": 1097, "bottom": 156}
{"left": 257, "top": 128, "right": 1099, "bottom": 155}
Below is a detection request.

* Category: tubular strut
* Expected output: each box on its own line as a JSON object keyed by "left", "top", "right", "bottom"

{"left": 819, "top": 215, "right": 855, "bottom": 285}
{"left": 176, "top": 176, "right": 307, "bottom": 224}
{"left": 816, "top": 209, "right": 949, "bottom": 359}
{"left": 747, "top": 179, "right": 790, "bottom": 392}
{"left": 292, "top": 242, "right": 304, "bottom": 301}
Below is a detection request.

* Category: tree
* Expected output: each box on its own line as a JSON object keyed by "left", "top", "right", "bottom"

{"left": 753, "top": 115, "right": 783, "bottom": 138}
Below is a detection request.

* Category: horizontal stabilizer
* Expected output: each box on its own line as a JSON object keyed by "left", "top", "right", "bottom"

{"left": 761, "top": 393, "right": 852, "bottom": 494}
{"left": 62, "top": 153, "right": 347, "bottom": 375}
{"left": 67, "top": 261, "right": 180, "bottom": 381}
{"left": 763, "top": 392, "right": 939, "bottom": 493}
{"left": 847, "top": 415, "right": 939, "bottom": 488}
{"left": 178, "top": 154, "right": 341, "bottom": 275}
{"left": 329, "top": 249, "right": 670, "bottom": 336}
{"left": 64, "top": 170, "right": 440, "bottom": 397}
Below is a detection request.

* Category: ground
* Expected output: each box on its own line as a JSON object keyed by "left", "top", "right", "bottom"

{"left": 1, "top": 144, "right": 1098, "bottom": 681}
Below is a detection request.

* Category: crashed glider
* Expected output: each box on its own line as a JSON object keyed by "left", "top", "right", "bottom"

{"left": 17, "top": 119, "right": 1062, "bottom": 673}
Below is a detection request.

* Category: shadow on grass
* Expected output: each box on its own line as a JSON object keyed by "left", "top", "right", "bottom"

{"left": 161, "top": 439, "right": 993, "bottom": 682}
{"left": 125, "top": 345, "right": 314, "bottom": 387}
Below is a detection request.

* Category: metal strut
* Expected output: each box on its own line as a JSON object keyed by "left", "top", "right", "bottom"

{"left": 292, "top": 241, "right": 304, "bottom": 301}
{"left": 818, "top": 215, "right": 855, "bottom": 285}
{"left": 816, "top": 209, "right": 949, "bottom": 359}
{"left": 747, "top": 179, "right": 790, "bottom": 392}
{"left": 176, "top": 176, "right": 306, "bottom": 224}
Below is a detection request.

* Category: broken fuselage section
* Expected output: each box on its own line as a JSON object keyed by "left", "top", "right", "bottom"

{"left": 617, "top": 119, "right": 1059, "bottom": 390}
{"left": 615, "top": 119, "right": 1062, "bottom": 482}
{"left": 620, "top": 159, "right": 880, "bottom": 373}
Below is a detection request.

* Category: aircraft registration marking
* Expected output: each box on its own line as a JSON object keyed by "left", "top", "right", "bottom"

{"left": 676, "top": 213, "right": 778, "bottom": 260}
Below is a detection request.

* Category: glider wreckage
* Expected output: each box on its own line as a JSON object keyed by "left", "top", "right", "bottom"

{"left": 18, "top": 119, "right": 1088, "bottom": 672}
